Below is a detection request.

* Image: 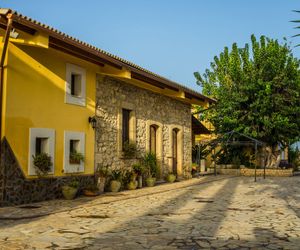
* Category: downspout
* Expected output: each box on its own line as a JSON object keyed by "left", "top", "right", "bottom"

{"left": 0, "top": 13, "right": 12, "bottom": 144}
{"left": 0, "top": 13, "right": 13, "bottom": 203}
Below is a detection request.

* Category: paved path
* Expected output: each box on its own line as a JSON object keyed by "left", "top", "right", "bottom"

{"left": 0, "top": 176, "right": 300, "bottom": 249}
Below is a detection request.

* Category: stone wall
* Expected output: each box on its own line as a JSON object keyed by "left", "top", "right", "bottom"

{"left": 0, "top": 138, "right": 94, "bottom": 206}
{"left": 95, "top": 76, "right": 192, "bottom": 178}
{"left": 240, "top": 168, "right": 293, "bottom": 177}
{"left": 218, "top": 168, "right": 241, "bottom": 175}
{"left": 216, "top": 166, "right": 293, "bottom": 177}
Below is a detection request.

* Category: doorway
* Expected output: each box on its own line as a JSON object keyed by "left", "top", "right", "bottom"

{"left": 172, "top": 128, "right": 179, "bottom": 175}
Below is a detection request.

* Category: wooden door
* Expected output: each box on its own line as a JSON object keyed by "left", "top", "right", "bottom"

{"left": 172, "top": 128, "right": 178, "bottom": 174}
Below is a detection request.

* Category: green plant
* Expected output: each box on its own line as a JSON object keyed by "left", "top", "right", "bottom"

{"left": 122, "top": 170, "right": 133, "bottom": 185}
{"left": 110, "top": 169, "right": 123, "bottom": 181}
{"left": 32, "top": 153, "right": 52, "bottom": 176}
{"left": 132, "top": 163, "right": 144, "bottom": 176}
{"left": 68, "top": 178, "right": 80, "bottom": 189}
{"left": 123, "top": 141, "right": 137, "bottom": 159}
{"left": 96, "top": 164, "right": 110, "bottom": 177}
{"left": 69, "top": 151, "right": 85, "bottom": 164}
{"left": 141, "top": 152, "right": 159, "bottom": 178}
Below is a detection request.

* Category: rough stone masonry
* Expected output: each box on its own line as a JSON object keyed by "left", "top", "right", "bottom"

{"left": 95, "top": 76, "right": 192, "bottom": 178}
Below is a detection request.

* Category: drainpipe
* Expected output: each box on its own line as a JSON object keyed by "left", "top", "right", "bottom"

{"left": 0, "top": 13, "right": 13, "bottom": 203}
{"left": 0, "top": 14, "right": 12, "bottom": 146}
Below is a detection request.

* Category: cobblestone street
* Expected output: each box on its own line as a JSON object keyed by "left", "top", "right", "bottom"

{"left": 0, "top": 176, "right": 300, "bottom": 249}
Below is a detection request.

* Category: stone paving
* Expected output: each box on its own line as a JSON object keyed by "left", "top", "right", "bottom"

{"left": 0, "top": 176, "right": 300, "bottom": 249}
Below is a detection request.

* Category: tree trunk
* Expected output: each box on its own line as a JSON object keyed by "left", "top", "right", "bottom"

{"left": 264, "top": 146, "right": 281, "bottom": 168}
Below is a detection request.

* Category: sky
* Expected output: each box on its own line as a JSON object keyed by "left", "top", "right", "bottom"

{"left": 1, "top": 0, "right": 300, "bottom": 91}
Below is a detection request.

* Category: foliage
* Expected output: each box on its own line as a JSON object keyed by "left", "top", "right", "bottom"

{"left": 96, "top": 164, "right": 110, "bottom": 177}
{"left": 141, "top": 152, "right": 159, "bottom": 178}
{"left": 192, "top": 143, "right": 211, "bottom": 163}
{"left": 194, "top": 35, "right": 300, "bottom": 150}
{"left": 69, "top": 151, "right": 85, "bottom": 163}
{"left": 32, "top": 153, "right": 52, "bottom": 176}
{"left": 110, "top": 169, "right": 123, "bottom": 181}
{"left": 123, "top": 141, "right": 137, "bottom": 159}
{"left": 67, "top": 178, "right": 80, "bottom": 189}
{"left": 216, "top": 145, "right": 253, "bottom": 168}
{"left": 122, "top": 170, "right": 136, "bottom": 186}
{"left": 132, "top": 163, "right": 144, "bottom": 176}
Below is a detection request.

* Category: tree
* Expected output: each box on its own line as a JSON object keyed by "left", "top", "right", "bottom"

{"left": 194, "top": 35, "right": 300, "bottom": 168}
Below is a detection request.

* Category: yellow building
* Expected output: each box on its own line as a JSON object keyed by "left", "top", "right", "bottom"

{"left": 0, "top": 9, "right": 213, "bottom": 205}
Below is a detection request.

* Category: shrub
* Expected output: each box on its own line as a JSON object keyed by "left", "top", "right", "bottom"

{"left": 67, "top": 178, "right": 80, "bottom": 189}
{"left": 69, "top": 151, "right": 84, "bottom": 164}
{"left": 32, "top": 153, "right": 52, "bottom": 176}
{"left": 96, "top": 164, "right": 110, "bottom": 177}
{"left": 110, "top": 169, "right": 123, "bottom": 181}
{"left": 141, "top": 152, "right": 159, "bottom": 178}
{"left": 132, "top": 163, "right": 144, "bottom": 176}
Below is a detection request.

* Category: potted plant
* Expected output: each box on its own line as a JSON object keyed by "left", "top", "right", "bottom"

{"left": 96, "top": 164, "right": 110, "bottom": 194}
{"left": 83, "top": 183, "right": 100, "bottom": 196}
{"left": 123, "top": 170, "right": 138, "bottom": 190}
{"left": 166, "top": 172, "right": 176, "bottom": 183}
{"left": 32, "top": 153, "right": 52, "bottom": 177}
{"left": 62, "top": 178, "right": 79, "bottom": 200}
{"left": 142, "top": 152, "right": 158, "bottom": 187}
{"left": 133, "top": 163, "right": 144, "bottom": 188}
{"left": 110, "top": 169, "right": 122, "bottom": 192}
{"left": 69, "top": 151, "right": 84, "bottom": 164}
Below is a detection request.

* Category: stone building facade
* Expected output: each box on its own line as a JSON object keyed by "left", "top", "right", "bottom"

{"left": 95, "top": 76, "right": 192, "bottom": 178}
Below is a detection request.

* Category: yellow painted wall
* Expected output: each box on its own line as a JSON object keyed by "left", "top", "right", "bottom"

{"left": 3, "top": 41, "right": 100, "bottom": 178}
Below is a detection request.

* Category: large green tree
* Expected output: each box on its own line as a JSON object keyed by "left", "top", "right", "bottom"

{"left": 194, "top": 35, "right": 300, "bottom": 168}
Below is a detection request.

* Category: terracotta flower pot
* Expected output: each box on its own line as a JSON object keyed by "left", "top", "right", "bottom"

{"left": 146, "top": 177, "right": 156, "bottom": 187}
{"left": 62, "top": 185, "right": 78, "bottom": 200}
{"left": 83, "top": 189, "right": 100, "bottom": 197}
{"left": 166, "top": 174, "right": 176, "bottom": 183}
{"left": 127, "top": 181, "right": 137, "bottom": 190}
{"left": 110, "top": 180, "right": 121, "bottom": 192}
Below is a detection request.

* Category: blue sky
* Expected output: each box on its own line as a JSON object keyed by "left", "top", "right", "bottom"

{"left": 2, "top": 0, "right": 300, "bottom": 91}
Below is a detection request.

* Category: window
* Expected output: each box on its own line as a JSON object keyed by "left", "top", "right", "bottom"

{"left": 70, "top": 74, "right": 82, "bottom": 97}
{"left": 122, "top": 108, "right": 131, "bottom": 149}
{"left": 64, "top": 131, "right": 85, "bottom": 173}
{"left": 70, "top": 139, "right": 80, "bottom": 154}
{"left": 150, "top": 125, "right": 157, "bottom": 154}
{"left": 65, "top": 63, "right": 86, "bottom": 106}
{"left": 117, "top": 104, "right": 136, "bottom": 157}
{"left": 28, "top": 128, "right": 55, "bottom": 176}
{"left": 35, "top": 137, "right": 49, "bottom": 155}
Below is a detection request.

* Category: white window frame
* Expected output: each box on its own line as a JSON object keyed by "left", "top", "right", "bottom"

{"left": 65, "top": 63, "right": 86, "bottom": 106}
{"left": 63, "top": 131, "right": 85, "bottom": 173}
{"left": 28, "top": 128, "right": 55, "bottom": 176}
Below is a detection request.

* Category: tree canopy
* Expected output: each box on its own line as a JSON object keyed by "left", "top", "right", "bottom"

{"left": 194, "top": 35, "right": 300, "bottom": 149}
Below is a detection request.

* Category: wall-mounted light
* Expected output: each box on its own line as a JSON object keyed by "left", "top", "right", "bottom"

{"left": 88, "top": 116, "right": 97, "bottom": 129}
